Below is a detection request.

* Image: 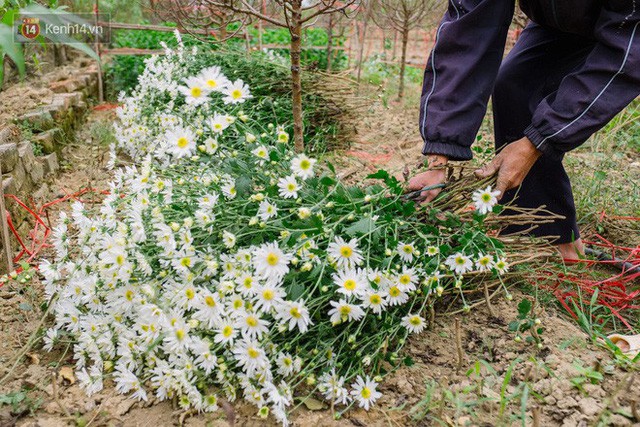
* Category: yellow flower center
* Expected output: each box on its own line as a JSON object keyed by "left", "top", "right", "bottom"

{"left": 243, "top": 277, "right": 253, "bottom": 288}
{"left": 300, "top": 159, "right": 311, "bottom": 170}
{"left": 389, "top": 286, "right": 400, "bottom": 297}
{"left": 176, "top": 329, "right": 185, "bottom": 341}
{"left": 205, "top": 296, "right": 216, "bottom": 307}
{"left": 455, "top": 257, "right": 466, "bottom": 265}
{"left": 185, "top": 288, "right": 195, "bottom": 300}
{"left": 222, "top": 325, "right": 233, "bottom": 337}
{"left": 206, "top": 79, "right": 217, "bottom": 88}
{"left": 399, "top": 275, "right": 411, "bottom": 285}
{"left": 116, "top": 255, "right": 125, "bottom": 265}
{"left": 369, "top": 294, "right": 381, "bottom": 304}
{"left": 283, "top": 358, "right": 292, "bottom": 366}
{"left": 266, "top": 253, "right": 279, "bottom": 266}
{"left": 246, "top": 316, "right": 258, "bottom": 327}
{"left": 190, "top": 86, "right": 202, "bottom": 98}
{"left": 177, "top": 137, "right": 189, "bottom": 148}
{"left": 248, "top": 347, "right": 259, "bottom": 358}
{"left": 361, "top": 387, "right": 371, "bottom": 399}
{"left": 409, "top": 316, "right": 421, "bottom": 326}
{"left": 481, "top": 193, "right": 492, "bottom": 202}
{"left": 340, "top": 246, "right": 353, "bottom": 258}
{"left": 125, "top": 290, "right": 134, "bottom": 301}
{"left": 263, "top": 290, "right": 274, "bottom": 300}
{"left": 287, "top": 183, "right": 296, "bottom": 191}
{"left": 233, "top": 299, "right": 243, "bottom": 309}
{"left": 339, "top": 306, "right": 351, "bottom": 316}
{"left": 343, "top": 279, "right": 357, "bottom": 291}
{"left": 403, "top": 245, "right": 413, "bottom": 254}
{"left": 231, "top": 89, "right": 242, "bottom": 99}
{"left": 289, "top": 307, "right": 302, "bottom": 318}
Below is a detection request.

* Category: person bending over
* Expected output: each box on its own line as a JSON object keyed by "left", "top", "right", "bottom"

{"left": 408, "top": 0, "right": 640, "bottom": 259}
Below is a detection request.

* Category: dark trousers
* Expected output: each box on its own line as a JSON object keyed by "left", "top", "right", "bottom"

{"left": 492, "top": 22, "right": 596, "bottom": 244}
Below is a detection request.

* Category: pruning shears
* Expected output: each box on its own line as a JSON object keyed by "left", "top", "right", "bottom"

{"left": 402, "top": 183, "right": 447, "bottom": 201}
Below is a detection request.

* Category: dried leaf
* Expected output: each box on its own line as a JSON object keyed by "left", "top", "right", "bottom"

{"left": 59, "top": 366, "right": 75, "bottom": 384}
{"left": 302, "top": 397, "right": 326, "bottom": 411}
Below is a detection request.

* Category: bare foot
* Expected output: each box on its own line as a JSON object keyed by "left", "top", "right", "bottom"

{"left": 556, "top": 238, "right": 585, "bottom": 261}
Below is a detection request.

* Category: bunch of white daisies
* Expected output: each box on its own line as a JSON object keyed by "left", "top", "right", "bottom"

{"left": 41, "top": 38, "right": 508, "bottom": 425}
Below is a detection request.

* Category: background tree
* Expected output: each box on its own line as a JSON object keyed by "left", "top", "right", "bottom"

{"left": 202, "top": 0, "right": 359, "bottom": 152}
{"left": 371, "top": 0, "right": 440, "bottom": 98}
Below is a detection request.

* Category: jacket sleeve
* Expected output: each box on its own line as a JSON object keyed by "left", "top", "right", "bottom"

{"left": 524, "top": 3, "right": 640, "bottom": 160}
{"left": 419, "top": 0, "right": 515, "bottom": 161}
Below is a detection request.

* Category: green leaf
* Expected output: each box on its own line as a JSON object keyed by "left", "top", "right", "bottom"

{"left": 0, "top": 23, "right": 25, "bottom": 80}
{"left": 319, "top": 176, "right": 335, "bottom": 187}
{"left": 517, "top": 299, "right": 531, "bottom": 319}
{"left": 344, "top": 217, "right": 373, "bottom": 237}
{"left": 403, "top": 356, "right": 414, "bottom": 367}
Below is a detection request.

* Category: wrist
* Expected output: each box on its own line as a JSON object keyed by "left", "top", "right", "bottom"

{"left": 426, "top": 154, "right": 449, "bottom": 167}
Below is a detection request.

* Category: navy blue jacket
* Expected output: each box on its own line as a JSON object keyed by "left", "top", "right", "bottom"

{"left": 419, "top": 0, "right": 640, "bottom": 161}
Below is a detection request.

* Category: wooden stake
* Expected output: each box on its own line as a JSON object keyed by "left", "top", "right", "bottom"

{"left": 0, "top": 173, "right": 13, "bottom": 273}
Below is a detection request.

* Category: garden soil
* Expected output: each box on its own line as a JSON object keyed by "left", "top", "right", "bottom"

{"left": 0, "top": 105, "right": 639, "bottom": 427}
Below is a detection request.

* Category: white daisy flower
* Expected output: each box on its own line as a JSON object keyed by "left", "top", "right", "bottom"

{"left": 164, "top": 126, "right": 196, "bottom": 159}
{"left": 236, "top": 310, "right": 269, "bottom": 340}
{"left": 222, "top": 79, "right": 252, "bottom": 104}
{"left": 360, "top": 289, "right": 388, "bottom": 314}
{"left": 475, "top": 253, "right": 495, "bottom": 272}
{"left": 276, "top": 300, "right": 312, "bottom": 333}
{"left": 426, "top": 245, "right": 440, "bottom": 256}
{"left": 232, "top": 339, "right": 269, "bottom": 376}
{"left": 208, "top": 113, "right": 230, "bottom": 134}
{"left": 328, "top": 300, "right": 365, "bottom": 324}
{"left": 350, "top": 375, "right": 381, "bottom": 410}
{"left": 494, "top": 256, "right": 509, "bottom": 274}
{"left": 252, "top": 242, "right": 291, "bottom": 281}
{"left": 198, "top": 66, "right": 229, "bottom": 92}
{"left": 254, "top": 284, "right": 285, "bottom": 311}
{"left": 386, "top": 285, "right": 409, "bottom": 306}
{"left": 395, "top": 266, "right": 418, "bottom": 292}
{"left": 327, "top": 237, "right": 363, "bottom": 269}
{"left": 332, "top": 268, "right": 367, "bottom": 297}
{"left": 178, "top": 76, "right": 209, "bottom": 105}
{"left": 319, "top": 369, "right": 350, "bottom": 405}
{"left": 472, "top": 185, "right": 501, "bottom": 215}
{"left": 258, "top": 200, "right": 278, "bottom": 221}
{"left": 444, "top": 253, "right": 474, "bottom": 275}
{"left": 277, "top": 175, "right": 299, "bottom": 199}
{"left": 213, "top": 320, "right": 237, "bottom": 345}
{"left": 276, "top": 352, "right": 301, "bottom": 377}
{"left": 252, "top": 145, "right": 269, "bottom": 162}
{"left": 222, "top": 230, "right": 236, "bottom": 248}
{"left": 290, "top": 154, "right": 316, "bottom": 180}
{"left": 397, "top": 241, "right": 416, "bottom": 262}
{"left": 401, "top": 314, "right": 427, "bottom": 334}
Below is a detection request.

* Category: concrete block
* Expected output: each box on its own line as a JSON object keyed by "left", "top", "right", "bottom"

{"left": 11, "top": 160, "right": 27, "bottom": 192}
{"left": 29, "top": 161, "right": 45, "bottom": 184}
{"left": 0, "top": 125, "right": 20, "bottom": 145}
{"left": 39, "top": 153, "right": 59, "bottom": 176}
{"left": 17, "top": 141, "right": 37, "bottom": 165}
{"left": 32, "top": 129, "right": 60, "bottom": 154}
{"left": 50, "top": 79, "right": 81, "bottom": 93}
{"left": 15, "top": 110, "right": 55, "bottom": 131}
{"left": 2, "top": 175, "right": 16, "bottom": 195}
{"left": 0, "top": 143, "right": 19, "bottom": 173}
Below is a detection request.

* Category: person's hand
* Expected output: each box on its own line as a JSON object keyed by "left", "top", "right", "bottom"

{"left": 474, "top": 137, "right": 542, "bottom": 199}
{"left": 406, "top": 154, "right": 448, "bottom": 204}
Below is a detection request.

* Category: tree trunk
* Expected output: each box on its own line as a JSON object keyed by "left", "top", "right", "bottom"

{"left": 398, "top": 27, "right": 409, "bottom": 99}
{"left": 326, "top": 14, "right": 334, "bottom": 72}
{"left": 356, "top": 17, "right": 368, "bottom": 84}
{"left": 290, "top": 2, "right": 304, "bottom": 152}
{"left": 392, "top": 29, "right": 398, "bottom": 60}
